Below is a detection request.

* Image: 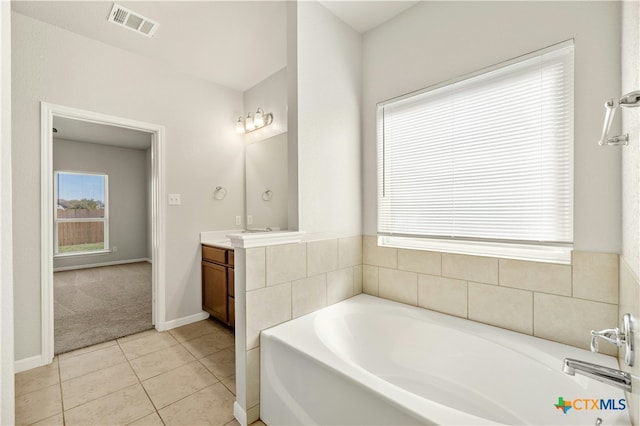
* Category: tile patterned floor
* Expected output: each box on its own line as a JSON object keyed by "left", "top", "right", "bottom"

{"left": 15, "top": 319, "right": 263, "bottom": 426}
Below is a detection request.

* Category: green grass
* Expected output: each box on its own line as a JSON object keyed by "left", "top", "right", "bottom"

{"left": 58, "top": 242, "right": 105, "bottom": 253}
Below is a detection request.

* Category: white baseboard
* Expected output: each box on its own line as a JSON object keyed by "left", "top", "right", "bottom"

{"left": 234, "top": 402, "right": 248, "bottom": 426}
{"left": 53, "top": 258, "right": 150, "bottom": 272}
{"left": 160, "top": 311, "right": 210, "bottom": 331}
{"left": 14, "top": 354, "right": 47, "bottom": 373}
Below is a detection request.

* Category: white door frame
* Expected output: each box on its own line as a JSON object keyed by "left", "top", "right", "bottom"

{"left": 40, "top": 102, "right": 166, "bottom": 363}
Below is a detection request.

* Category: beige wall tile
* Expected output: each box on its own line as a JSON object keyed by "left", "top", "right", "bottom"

{"left": 442, "top": 253, "right": 498, "bottom": 284}
{"left": 363, "top": 235, "right": 397, "bottom": 268}
{"left": 499, "top": 259, "right": 571, "bottom": 296}
{"left": 64, "top": 384, "right": 154, "bottom": 426}
{"left": 62, "top": 362, "right": 138, "bottom": 410}
{"left": 339, "top": 235, "right": 363, "bottom": 268}
{"left": 246, "top": 247, "right": 266, "bottom": 291}
{"left": 157, "top": 383, "right": 235, "bottom": 426}
{"left": 353, "top": 265, "right": 363, "bottom": 295}
{"left": 468, "top": 282, "right": 533, "bottom": 334}
{"left": 15, "top": 357, "right": 59, "bottom": 396}
{"left": 246, "top": 347, "right": 260, "bottom": 408}
{"left": 292, "top": 274, "right": 327, "bottom": 319}
{"left": 398, "top": 249, "right": 441, "bottom": 275}
{"left": 328, "top": 268, "right": 354, "bottom": 305}
{"left": 418, "top": 274, "right": 467, "bottom": 318}
{"left": 573, "top": 251, "right": 619, "bottom": 304}
{"left": 307, "top": 239, "right": 338, "bottom": 276}
{"left": 15, "top": 384, "right": 62, "bottom": 426}
{"left": 534, "top": 293, "right": 619, "bottom": 355}
{"left": 378, "top": 267, "right": 418, "bottom": 306}
{"left": 266, "top": 243, "right": 306, "bottom": 286}
{"left": 363, "top": 265, "right": 379, "bottom": 296}
{"left": 142, "top": 361, "right": 217, "bottom": 409}
{"left": 246, "top": 282, "right": 292, "bottom": 349}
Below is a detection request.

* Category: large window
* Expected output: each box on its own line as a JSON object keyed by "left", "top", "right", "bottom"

{"left": 377, "top": 42, "right": 574, "bottom": 263}
{"left": 54, "top": 171, "right": 109, "bottom": 256}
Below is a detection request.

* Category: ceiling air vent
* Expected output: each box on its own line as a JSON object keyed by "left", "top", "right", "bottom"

{"left": 108, "top": 3, "right": 159, "bottom": 38}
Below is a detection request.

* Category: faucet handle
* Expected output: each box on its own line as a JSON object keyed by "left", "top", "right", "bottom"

{"left": 590, "top": 328, "right": 620, "bottom": 353}
{"left": 590, "top": 314, "right": 634, "bottom": 367}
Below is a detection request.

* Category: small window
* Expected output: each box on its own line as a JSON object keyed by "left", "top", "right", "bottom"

{"left": 54, "top": 171, "right": 109, "bottom": 256}
{"left": 377, "top": 42, "right": 574, "bottom": 263}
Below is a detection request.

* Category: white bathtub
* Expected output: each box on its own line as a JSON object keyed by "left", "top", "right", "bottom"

{"left": 260, "top": 294, "right": 631, "bottom": 425}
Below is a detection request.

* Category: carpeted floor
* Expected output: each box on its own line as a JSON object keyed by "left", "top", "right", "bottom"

{"left": 54, "top": 262, "right": 153, "bottom": 354}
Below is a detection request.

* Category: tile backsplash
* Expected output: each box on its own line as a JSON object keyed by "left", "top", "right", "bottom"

{"left": 362, "top": 236, "right": 620, "bottom": 356}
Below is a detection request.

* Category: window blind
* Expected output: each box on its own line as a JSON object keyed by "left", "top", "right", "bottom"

{"left": 377, "top": 42, "right": 574, "bottom": 261}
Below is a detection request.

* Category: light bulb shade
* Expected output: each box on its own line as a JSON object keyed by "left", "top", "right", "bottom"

{"left": 254, "top": 108, "right": 265, "bottom": 128}
{"left": 245, "top": 113, "right": 255, "bottom": 131}
{"left": 235, "top": 116, "right": 245, "bottom": 133}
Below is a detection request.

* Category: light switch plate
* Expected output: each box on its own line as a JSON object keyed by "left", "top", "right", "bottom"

{"left": 168, "top": 194, "right": 181, "bottom": 205}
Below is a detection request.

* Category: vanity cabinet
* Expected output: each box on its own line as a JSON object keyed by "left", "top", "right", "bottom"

{"left": 201, "top": 245, "right": 234, "bottom": 328}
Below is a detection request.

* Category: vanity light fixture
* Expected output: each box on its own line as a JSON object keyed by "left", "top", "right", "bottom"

{"left": 235, "top": 107, "right": 274, "bottom": 134}
{"left": 245, "top": 113, "right": 256, "bottom": 132}
{"left": 235, "top": 116, "right": 245, "bottom": 134}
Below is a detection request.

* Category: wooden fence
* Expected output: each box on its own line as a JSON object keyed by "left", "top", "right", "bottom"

{"left": 57, "top": 209, "right": 104, "bottom": 246}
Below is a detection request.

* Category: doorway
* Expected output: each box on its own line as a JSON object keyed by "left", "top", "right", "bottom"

{"left": 41, "top": 103, "right": 166, "bottom": 362}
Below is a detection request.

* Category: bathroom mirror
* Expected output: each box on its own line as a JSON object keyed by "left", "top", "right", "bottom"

{"left": 245, "top": 132, "right": 288, "bottom": 230}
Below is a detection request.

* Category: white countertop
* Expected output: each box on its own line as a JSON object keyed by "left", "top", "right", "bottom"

{"left": 200, "top": 230, "right": 235, "bottom": 249}
{"left": 200, "top": 229, "right": 305, "bottom": 249}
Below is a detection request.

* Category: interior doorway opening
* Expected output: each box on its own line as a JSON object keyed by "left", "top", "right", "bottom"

{"left": 41, "top": 103, "right": 166, "bottom": 362}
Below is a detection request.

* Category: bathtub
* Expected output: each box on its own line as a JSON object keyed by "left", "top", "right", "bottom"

{"left": 260, "top": 294, "right": 631, "bottom": 425}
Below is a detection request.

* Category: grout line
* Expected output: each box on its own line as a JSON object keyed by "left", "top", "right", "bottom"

{"left": 56, "top": 356, "right": 66, "bottom": 425}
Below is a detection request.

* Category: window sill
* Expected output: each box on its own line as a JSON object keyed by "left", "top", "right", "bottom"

{"left": 378, "top": 235, "right": 572, "bottom": 265}
{"left": 54, "top": 249, "right": 112, "bottom": 258}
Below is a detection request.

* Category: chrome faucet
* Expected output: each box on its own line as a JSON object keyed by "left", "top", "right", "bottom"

{"left": 591, "top": 313, "right": 634, "bottom": 367}
{"left": 563, "top": 358, "right": 632, "bottom": 392}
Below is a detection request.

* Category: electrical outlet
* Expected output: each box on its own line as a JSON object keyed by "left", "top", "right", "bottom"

{"left": 168, "top": 194, "right": 181, "bottom": 205}
{"left": 235, "top": 216, "right": 242, "bottom": 226}
{"left": 247, "top": 215, "right": 253, "bottom": 225}
{"left": 112, "top": 246, "right": 118, "bottom": 252}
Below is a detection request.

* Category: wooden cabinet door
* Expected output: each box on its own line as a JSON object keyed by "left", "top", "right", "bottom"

{"left": 202, "top": 261, "right": 228, "bottom": 322}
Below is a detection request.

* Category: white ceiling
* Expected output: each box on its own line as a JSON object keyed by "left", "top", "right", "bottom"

{"left": 12, "top": 1, "right": 419, "bottom": 92}
{"left": 53, "top": 116, "right": 153, "bottom": 150}
{"left": 319, "top": 1, "right": 419, "bottom": 34}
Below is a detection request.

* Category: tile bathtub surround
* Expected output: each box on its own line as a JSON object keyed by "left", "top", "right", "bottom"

{"left": 241, "top": 235, "right": 363, "bottom": 421}
{"left": 363, "top": 236, "right": 620, "bottom": 355}
{"left": 245, "top": 235, "right": 364, "bottom": 350}
{"left": 14, "top": 319, "right": 249, "bottom": 426}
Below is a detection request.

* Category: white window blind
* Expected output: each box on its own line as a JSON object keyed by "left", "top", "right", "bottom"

{"left": 377, "top": 42, "right": 574, "bottom": 263}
